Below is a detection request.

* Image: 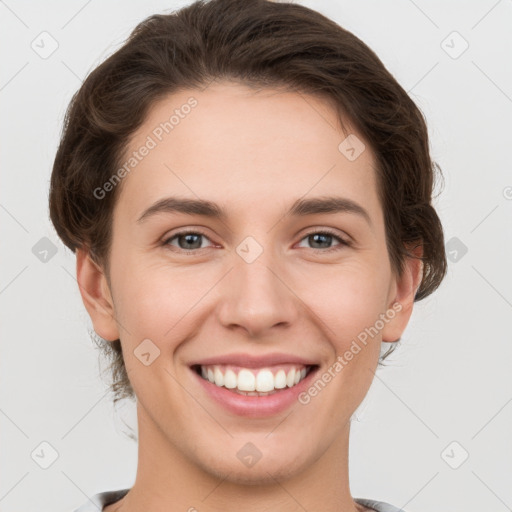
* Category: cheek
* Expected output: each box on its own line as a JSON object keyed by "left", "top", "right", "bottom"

{"left": 112, "top": 255, "right": 204, "bottom": 331}
{"left": 300, "top": 263, "right": 389, "bottom": 340}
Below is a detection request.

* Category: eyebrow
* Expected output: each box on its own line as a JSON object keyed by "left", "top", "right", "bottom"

{"left": 136, "top": 195, "right": 372, "bottom": 226}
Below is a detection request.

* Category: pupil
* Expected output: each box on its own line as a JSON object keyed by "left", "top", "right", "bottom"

{"left": 311, "top": 233, "right": 330, "bottom": 248}
{"left": 178, "top": 233, "right": 332, "bottom": 250}
{"left": 181, "top": 234, "right": 201, "bottom": 249}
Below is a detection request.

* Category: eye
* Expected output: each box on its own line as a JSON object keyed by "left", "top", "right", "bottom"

{"left": 162, "top": 228, "right": 350, "bottom": 254}
{"left": 296, "top": 229, "right": 350, "bottom": 252}
{"left": 163, "top": 230, "right": 214, "bottom": 253}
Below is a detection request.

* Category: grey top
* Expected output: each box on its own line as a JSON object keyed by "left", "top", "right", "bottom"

{"left": 74, "top": 488, "right": 409, "bottom": 511}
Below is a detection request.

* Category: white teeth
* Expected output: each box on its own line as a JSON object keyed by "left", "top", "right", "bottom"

{"left": 256, "top": 369, "right": 274, "bottom": 392}
{"left": 274, "top": 370, "right": 287, "bottom": 389}
{"left": 237, "top": 369, "right": 255, "bottom": 391}
{"left": 224, "top": 369, "right": 237, "bottom": 389}
{"left": 198, "top": 364, "right": 311, "bottom": 393}
{"left": 286, "top": 368, "right": 295, "bottom": 388}
{"left": 214, "top": 367, "right": 224, "bottom": 387}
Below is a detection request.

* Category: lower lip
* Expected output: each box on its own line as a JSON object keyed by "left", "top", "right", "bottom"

{"left": 191, "top": 366, "right": 319, "bottom": 418}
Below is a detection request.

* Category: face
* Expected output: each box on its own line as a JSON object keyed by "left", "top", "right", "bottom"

{"left": 79, "top": 81, "right": 419, "bottom": 485}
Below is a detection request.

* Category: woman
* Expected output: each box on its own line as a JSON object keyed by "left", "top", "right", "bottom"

{"left": 49, "top": 0, "right": 447, "bottom": 510}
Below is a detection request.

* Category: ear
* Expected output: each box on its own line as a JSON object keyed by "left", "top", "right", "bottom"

{"left": 76, "top": 248, "right": 120, "bottom": 342}
{"left": 381, "top": 243, "right": 424, "bottom": 343}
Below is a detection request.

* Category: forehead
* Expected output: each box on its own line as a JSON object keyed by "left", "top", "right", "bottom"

{"left": 114, "top": 81, "right": 382, "bottom": 227}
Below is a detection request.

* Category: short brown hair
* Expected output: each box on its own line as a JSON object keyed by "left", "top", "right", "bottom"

{"left": 49, "top": 0, "right": 447, "bottom": 404}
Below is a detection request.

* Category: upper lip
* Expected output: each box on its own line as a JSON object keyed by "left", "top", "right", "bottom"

{"left": 190, "top": 352, "right": 319, "bottom": 368}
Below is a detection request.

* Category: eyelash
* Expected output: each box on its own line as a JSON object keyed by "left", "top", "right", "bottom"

{"left": 162, "top": 228, "right": 351, "bottom": 255}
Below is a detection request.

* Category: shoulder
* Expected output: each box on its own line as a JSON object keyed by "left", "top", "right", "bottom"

{"left": 354, "top": 497, "right": 410, "bottom": 512}
{"left": 73, "top": 488, "right": 130, "bottom": 512}
{"left": 74, "top": 491, "right": 405, "bottom": 512}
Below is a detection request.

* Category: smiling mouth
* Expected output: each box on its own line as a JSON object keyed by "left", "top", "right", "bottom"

{"left": 191, "top": 364, "right": 319, "bottom": 396}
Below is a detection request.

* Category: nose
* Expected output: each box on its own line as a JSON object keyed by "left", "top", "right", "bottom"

{"left": 216, "top": 248, "right": 299, "bottom": 339}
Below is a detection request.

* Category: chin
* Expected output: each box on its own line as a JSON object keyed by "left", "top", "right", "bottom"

{"left": 197, "top": 446, "right": 309, "bottom": 486}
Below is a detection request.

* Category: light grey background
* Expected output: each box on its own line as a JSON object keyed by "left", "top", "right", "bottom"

{"left": 1, "top": 1, "right": 511, "bottom": 511}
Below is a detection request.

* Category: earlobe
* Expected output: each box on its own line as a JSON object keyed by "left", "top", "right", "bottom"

{"left": 76, "top": 248, "right": 120, "bottom": 342}
{"left": 381, "top": 244, "right": 424, "bottom": 343}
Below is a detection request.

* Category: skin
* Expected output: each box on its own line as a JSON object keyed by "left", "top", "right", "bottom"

{"left": 77, "top": 81, "right": 422, "bottom": 512}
